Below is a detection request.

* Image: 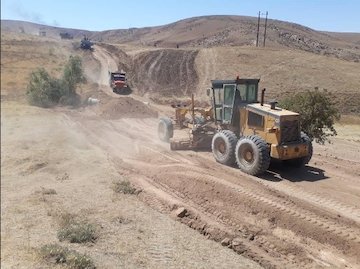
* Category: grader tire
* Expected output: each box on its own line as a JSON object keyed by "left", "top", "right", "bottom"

{"left": 158, "top": 118, "right": 173, "bottom": 142}
{"left": 235, "top": 135, "right": 270, "bottom": 176}
{"left": 211, "top": 130, "right": 237, "bottom": 165}
{"left": 284, "top": 132, "right": 313, "bottom": 167}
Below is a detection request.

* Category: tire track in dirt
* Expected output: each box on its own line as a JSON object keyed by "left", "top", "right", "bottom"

{"left": 313, "top": 154, "right": 360, "bottom": 184}
{"left": 196, "top": 48, "right": 217, "bottom": 95}
{"left": 129, "top": 172, "right": 283, "bottom": 269}
{"left": 132, "top": 49, "right": 199, "bottom": 97}
{"left": 78, "top": 114, "right": 359, "bottom": 268}
{"left": 92, "top": 45, "right": 118, "bottom": 85}
{"left": 63, "top": 94, "right": 360, "bottom": 268}
{"left": 185, "top": 150, "right": 360, "bottom": 223}
{"left": 128, "top": 170, "right": 318, "bottom": 268}
{"left": 150, "top": 169, "right": 359, "bottom": 267}
{"left": 148, "top": 50, "right": 164, "bottom": 81}
{"left": 165, "top": 169, "right": 360, "bottom": 243}
{"left": 117, "top": 147, "right": 360, "bottom": 268}
{"left": 258, "top": 179, "right": 360, "bottom": 223}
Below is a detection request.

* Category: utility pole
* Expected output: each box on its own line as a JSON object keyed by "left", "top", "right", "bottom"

{"left": 263, "top": 11, "right": 268, "bottom": 47}
{"left": 256, "top": 11, "right": 260, "bottom": 47}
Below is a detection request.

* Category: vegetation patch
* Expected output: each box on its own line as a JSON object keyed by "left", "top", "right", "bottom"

{"left": 112, "top": 180, "right": 138, "bottom": 195}
{"left": 40, "top": 187, "right": 57, "bottom": 195}
{"left": 58, "top": 221, "right": 97, "bottom": 244}
{"left": 280, "top": 88, "right": 340, "bottom": 144}
{"left": 40, "top": 243, "right": 95, "bottom": 269}
{"left": 26, "top": 56, "right": 84, "bottom": 108}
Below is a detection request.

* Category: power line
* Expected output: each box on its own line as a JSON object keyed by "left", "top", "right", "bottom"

{"left": 255, "top": 11, "right": 269, "bottom": 48}
{"left": 263, "top": 11, "right": 268, "bottom": 47}
{"left": 256, "top": 11, "right": 260, "bottom": 47}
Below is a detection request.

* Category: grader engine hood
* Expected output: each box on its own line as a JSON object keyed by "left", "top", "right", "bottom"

{"left": 246, "top": 103, "right": 301, "bottom": 144}
{"left": 246, "top": 103, "right": 299, "bottom": 119}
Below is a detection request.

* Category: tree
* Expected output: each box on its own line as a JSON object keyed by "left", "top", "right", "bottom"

{"left": 279, "top": 89, "right": 340, "bottom": 144}
{"left": 26, "top": 56, "right": 84, "bottom": 107}
{"left": 26, "top": 68, "right": 62, "bottom": 107}
{"left": 61, "top": 55, "right": 85, "bottom": 97}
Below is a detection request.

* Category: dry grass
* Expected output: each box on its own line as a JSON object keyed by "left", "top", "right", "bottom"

{"left": 56, "top": 213, "right": 97, "bottom": 244}
{"left": 39, "top": 243, "right": 95, "bottom": 269}
{"left": 112, "top": 180, "right": 138, "bottom": 194}
{"left": 0, "top": 32, "right": 74, "bottom": 100}
{"left": 195, "top": 47, "right": 360, "bottom": 114}
{"left": 1, "top": 30, "right": 359, "bottom": 114}
{"left": 36, "top": 187, "right": 57, "bottom": 195}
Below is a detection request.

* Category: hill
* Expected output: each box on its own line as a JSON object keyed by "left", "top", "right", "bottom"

{"left": 2, "top": 16, "right": 360, "bottom": 61}
{"left": 1, "top": 16, "right": 360, "bottom": 114}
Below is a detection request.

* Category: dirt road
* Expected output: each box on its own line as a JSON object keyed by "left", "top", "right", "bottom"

{"left": 2, "top": 44, "right": 360, "bottom": 269}
{"left": 80, "top": 46, "right": 360, "bottom": 268}
{"left": 65, "top": 107, "right": 360, "bottom": 269}
{"left": 1, "top": 102, "right": 261, "bottom": 269}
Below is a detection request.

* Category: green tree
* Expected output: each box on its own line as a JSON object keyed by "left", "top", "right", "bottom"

{"left": 61, "top": 55, "right": 85, "bottom": 97}
{"left": 279, "top": 89, "right": 340, "bottom": 144}
{"left": 26, "top": 68, "right": 62, "bottom": 107}
{"left": 26, "top": 56, "right": 85, "bottom": 107}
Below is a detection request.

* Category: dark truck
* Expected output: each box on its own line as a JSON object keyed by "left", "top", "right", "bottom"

{"left": 109, "top": 71, "right": 129, "bottom": 94}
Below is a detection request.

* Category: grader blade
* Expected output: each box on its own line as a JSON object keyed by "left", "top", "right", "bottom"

{"left": 169, "top": 139, "right": 192, "bottom": 150}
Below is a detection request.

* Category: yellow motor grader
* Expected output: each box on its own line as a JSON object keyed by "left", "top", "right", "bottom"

{"left": 158, "top": 77, "right": 312, "bottom": 175}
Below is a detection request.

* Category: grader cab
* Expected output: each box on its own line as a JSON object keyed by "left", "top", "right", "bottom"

{"left": 158, "top": 77, "right": 313, "bottom": 175}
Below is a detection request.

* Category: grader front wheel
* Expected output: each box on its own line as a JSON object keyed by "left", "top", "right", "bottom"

{"left": 158, "top": 118, "right": 173, "bottom": 142}
{"left": 211, "top": 130, "right": 237, "bottom": 165}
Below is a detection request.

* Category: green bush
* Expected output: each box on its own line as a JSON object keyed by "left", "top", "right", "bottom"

{"left": 26, "top": 68, "right": 63, "bottom": 107}
{"left": 26, "top": 56, "right": 84, "bottom": 108}
{"left": 58, "top": 222, "right": 97, "bottom": 243}
{"left": 279, "top": 89, "right": 340, "bottom": 144}
{"left": 62, "top": 55, "right": 85, "bottom": 97}
{"left": 40, "top": 243, "right": 95, "bottom": 269}
{"left": 40, "top": 243, "right": 68, "bottom": 264}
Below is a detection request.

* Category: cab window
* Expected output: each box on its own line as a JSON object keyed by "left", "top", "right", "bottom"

{"left": 237, "top": 84, "right": 247, "bottom": 100}
{"left": 224, "top": 85, "right": 235, "bottom": 105}
{"left": 247, "top": 84, "right": 257, "bottom": 102}
{"left": 214, "top": 88, "right": 223, "bottom": 105}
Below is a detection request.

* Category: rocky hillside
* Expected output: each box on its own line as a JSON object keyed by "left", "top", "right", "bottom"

{"left": 2, "top": 16, "right": 360, "bottom": 61}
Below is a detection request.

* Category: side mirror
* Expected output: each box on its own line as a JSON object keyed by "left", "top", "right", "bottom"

{"left": 206, "top": 88, "right": 211, "bottom": 96}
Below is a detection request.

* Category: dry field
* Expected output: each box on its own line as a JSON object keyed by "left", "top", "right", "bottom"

{"left": 1, "top": 23, "right": 360, "bottom": 269}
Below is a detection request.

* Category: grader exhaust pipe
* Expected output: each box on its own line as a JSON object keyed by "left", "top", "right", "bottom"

{"left": 261, "top": 88, "right": 266, "bottom": 106}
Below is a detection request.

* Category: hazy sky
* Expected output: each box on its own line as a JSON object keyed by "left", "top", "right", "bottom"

{"left": 1, "top": 0, "right": 359, "bottom": 32}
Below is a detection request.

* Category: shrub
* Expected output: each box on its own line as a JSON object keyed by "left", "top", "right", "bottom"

{"left": 26, "top": 68, "right": 63, "bottom": 107}
{"left": 58, "top": 222, "right": 97, "bottom": 243}
{"left": 26, "top": 56, "right": 84, "bottom": 108}
{"left": 62, "top": 55, "right": 85, "bottom": 97}
{"left": 279, "top": 89, "right": 340, "bottom": 144}
{"left": 112, "top": 180, "right": 137, "bottom": 194}
{"left": 40, "top": 243, "right": 68, "bottom": 264}
{"left": 40, "top": 243, "right": 95, "bottom": 269}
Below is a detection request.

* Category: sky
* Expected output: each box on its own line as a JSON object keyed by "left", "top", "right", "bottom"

{"left": 1, "top": 0, "right": 359, "bottom": 32}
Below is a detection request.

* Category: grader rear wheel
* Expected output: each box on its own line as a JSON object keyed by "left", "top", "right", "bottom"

{"left": 235, "top": 135, "right": 270, "bottom": 175}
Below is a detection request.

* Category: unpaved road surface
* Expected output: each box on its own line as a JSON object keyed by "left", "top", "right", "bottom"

{"left": 66, "top": 107, "right": 360, "bottom": 269}
{"left": 86, "top": 46, "right": 360, "bottom": 268}
{"left": 1, "top": 102, "right": 261, "bottom": 269}
{"left": 2, "top": 44, "right": 360, "bottom": 269}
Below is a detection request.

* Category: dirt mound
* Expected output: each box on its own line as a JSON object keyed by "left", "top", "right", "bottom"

{"left": 99, "top": 97, "right": 158, "bottom": 119}
{"left": 132, "top": 49, "right": 199, "bottom": 97}
{"left": 96, "top": 43, "right": 132, "bottom": 73}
